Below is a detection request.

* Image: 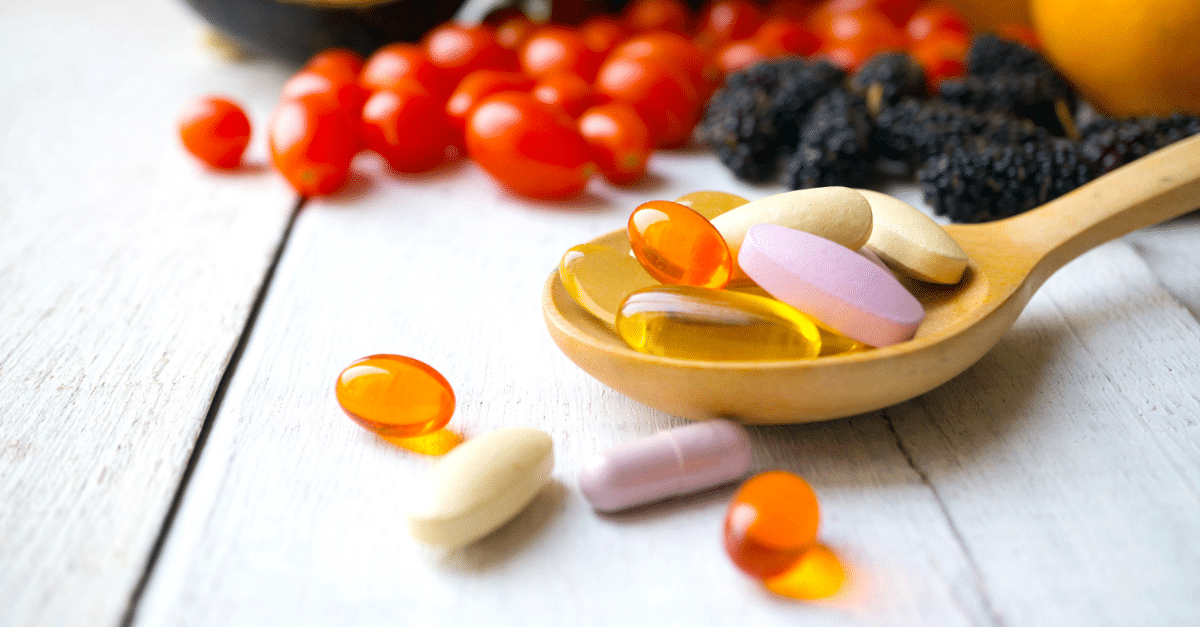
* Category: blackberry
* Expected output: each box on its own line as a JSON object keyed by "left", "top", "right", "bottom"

{"left": 938, "top": 72, "right": 1073, "bottom": 134}
{"left": 698, "top": 73, "right": 779, "bottom": 181}
{"left": 964, "top": 34, "right": 1053, "bottom": 77}
{"left": 780, "top": 88, "right": 873, "bottom": 190}
{"left": 768, "top": 58, "right": 846, "bottom": 154}
{"left": 873, "top": 98, "right": 1046, "bottom": 165}
{"left": 917, "top": 136, "right": 1095, "bottom": 223}
{"left": 1079, "top": 113, "right": 1200, "bottom": 174}
{"left": 848, "top": 52, "right": 927, "bottom": 118}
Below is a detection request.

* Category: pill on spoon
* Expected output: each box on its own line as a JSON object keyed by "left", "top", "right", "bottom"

{"left": 579, "top": 419, "right": 752, "bottom": 512}
{"left": 738, "top": 224, "right": 925, "bottom": 348}
{"left": 559, "top": 243, "right": 658, "bottom": 327}
{"left": 857, "top": 189, "right": 968, "bottom": 285}
{"left": 408, "top": 427, "right": 554, "bottom": 548}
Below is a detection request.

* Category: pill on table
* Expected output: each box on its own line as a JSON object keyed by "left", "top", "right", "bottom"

{"left": 559, "top": 243, "right": 659, "bottom": 327}
{"left": 408, "top": 427, "right": 554, "bottom": 548}
{"left": 739, "top": 224, "right": 925, "bottom": 348}
{"left": 857, "top": 189, "right": 968, "bottom": 285}
{"left": 579, "top": 419, "right": 752, "bottom": 512}
{"left": 710, "top": 187, "right": 873, "bottom": 283}
{"left": 673, "top": 190, "right": 750, "bottom": 219}
{"left": 615, "top": 284, "right": 822, "bottom": 360}
{"left": 628, "top": 200, "right": 733, "bottom": 289}
{"left": 724, "top": 470, "right": 820, "bottom": 579}
{"left": 335, "top": 354, "right": 455, "bottom": 438}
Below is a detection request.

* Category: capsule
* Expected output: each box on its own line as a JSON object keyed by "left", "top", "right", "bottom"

{"left": 627, "top": 200, "right": 733, "bottom": 289}
{"left": 559, "top": 243, "right": 658, "bottom": 327}
{"left": 579, "top": 420, "right": 752, "bottom": 512}
{"left": 335, "top": 354, "right": 455, "bottom": 438}
{"left": 673, "top": 190, "right": 750, "bottom": 220}
{"left": 615, "top": 285, "right": 822, "bottom": 360}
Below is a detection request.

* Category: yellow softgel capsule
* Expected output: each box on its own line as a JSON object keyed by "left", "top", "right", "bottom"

{"left": 335, "top": 354, "right": 455, "bottom": 438}
{"left": 615, "top": 285, "right": 822, "bottom": 360}
{"left": 673, "top": 190, "right": 750, "bottom": 220}
{"left": 559, "top": 243, "right": 659, "bottom": 327}
{"left": 729, "top": 285, "right": 871, "bottom": 357}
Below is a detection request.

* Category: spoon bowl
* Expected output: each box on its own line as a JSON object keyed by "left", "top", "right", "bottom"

{"left": 543, "top": 134, "right": 1200, "bottom": 424}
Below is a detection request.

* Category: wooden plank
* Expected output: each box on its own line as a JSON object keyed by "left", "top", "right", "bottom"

{"left": 889, "top": 238, "right": 1200, "bottom": 626}
{"left": 1126, "top": 210, "right": 1200, "bottom": 320}
{"left": 136, "top": 154, "right": 1004, "bottom": 626}
{"left": 0, "top": 1, "right": 297, "bottom": 626}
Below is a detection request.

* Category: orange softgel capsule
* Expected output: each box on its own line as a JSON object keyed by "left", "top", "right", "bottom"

{"left": 628, "top": 199, "right": 733, "bottom": 289}
{"left": 723, "top": 470, "right": 820, "bottom": 579}
{"left": 335, "top": 354, "right": 455, "bottom": 438}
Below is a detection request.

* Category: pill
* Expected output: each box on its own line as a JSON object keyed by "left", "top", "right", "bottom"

{"left": 335, "top": 354, "right": 455, "bottom": 438}
{"left": 616, "top": 284, "right": 822, "bottom": 360}
{"left": 710, "top": 187, "right": 873, "bottom": 283}
{"left": 739, "top": 224, "right": 925, "bottom": 348}
{"left": 857, "top": 189, "right": 968, "bottom": 284}
{"left": 559, "top": 243, "right": 659, "bottom": 327}
{"left": 579, "top": 419, "right": 752, "bottom": 512}
{"left": 408, "top": 427, "right": 554, "bottom": 548}
{"left": 628, "top": 200, "right": 733, "bottom": 289}
{"left": 724, "top": 470, "right": 820, "bottom": 579}
{"left": 673, "top": 190, "right": 750, "bottom": 219}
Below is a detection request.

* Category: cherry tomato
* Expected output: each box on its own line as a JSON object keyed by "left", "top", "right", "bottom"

{"left": 465, "top": 92, "right": 595, "bottom": 200}
{"left": 609, "top": 32, "right": 719, "bottom": 100}
{"left": 623, "top": 0, "right": 692, "bottom": 35}
{"left": 580, "top": 16, "right": 630, "bottom": 57}
{"left": 994, "top": 23, "right": 1041, "bottom": 50}
{"left": 361, "top": 81, "right": 450, "bottom": 173}
{"left": 533, "top": 70, "right": 604, "bottom": 118}
{"left": 813, "top": 8, "right": 907, "bottom": 70}
{"left": 445, "top": 70, "right": 535, "bottom": 140}
{"left": 904, "top": 3, "right": 970, "bottom": 45}
{"left": 755, "top": 16, "right": 822, "bottom": 56}
{"left": 698, "top": 0, "right": 766, "bottom": 42}
{"left": 495, "top": 15, "right": 537, "bottom": 51}
{"left": 304, "top": 48, "right": 364, "bottom": 85}
{"left": 361, "top": 43, "right": 447, "bottom": 97}
{"left": 424, "top": 24, "right": 516, "bottom": 91}
{"left": 269, "top": 92, "right": 359, "bottom": 196}
{"left": 594, "top": 55, "right": 701, "bottom": 148}
{"left": 577, "top": 102, "right": 653, "bottom": 185}
{"left": 280, "top": 69, "right": 368, "bottom": 120}
{"left": 911, "top": 34, "right": 968, "bottom": 92}
{"left": 716, "top": 38, "right": 772, "bottom": 73}
{"left": 520, "top": 26, "right": 605, "bottom": 82}
{"left": 179, "top": 96, "right": 251, "bottom": 169}
{"left": 767, "top": 0, "right": 812, "bottom": 20}
{"left": 873, "top": 0, "right": 924, "bottom": 27}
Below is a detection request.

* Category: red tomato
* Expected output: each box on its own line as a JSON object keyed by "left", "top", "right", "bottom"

{"left": 904, "top": 3, "right": 970, "bottom": 45}
{"left": 716, "top": 38, "right": 772, "bottom": 72}
{"left": 532, "top": 70, "right": 605, "bottom": 118}
{"left": 594, "top": 55, "right": 701, "bottom": 148}
{"left": 577, "top": 102, "right": 653, "bottom": 185}
{"left": 304, "top": 48, "right": 364, "bottom": 84}
{"left": 280, "top": 69, "right": 368, "bottom": 119}
{"left": 911, "top": 34, "right": 968, "bottom": 91}
{"left": 755, "top": 16, "right": 822, "bottom": 56}
{"left": 520, "top": 26, "right": 605, "bottom": 82}
{"left": 813, "top": 8, "right": 907, "bottom": 70}
{"left": 609, "top": 32, "right": 719, "bottom": 100}
{"left": 623, "top": 0, "right": 692, "bottom": 35}
{"left": 580, "top": 16, "right": 630, "bottom": 57}
{"left": 994, "top": 23, "right": 1041, "bottom": 50}
{"left": 269, "top": 93, "right": 359, "bottom": 196}
{"left": 698, "top": 0, "right": 766, "bottom": 42}
{"left": 465, "top": 92, "right": 595, "bottom": 200}
{"left": 767, "top": 0, "right": 812, "bottom": 20}
{"left": 361, "top": 81, "right": 450, "bottom": 173}
{"left": 445, "top": 70, "right": 535, "bottom": 140}
{"left": 495, "top": 15, "right": 537, "bottom": 51}
{"left": 424, "top": 24, "right": 516, "bottom": 90}
{"left": 179, "top": 96, "right": 251, "bottom": 169}
{"left": 360, "top": 43, "right": 447, "bottom": 96}
{"left": 873, "top": 0, "right": 924, "bottom": 27}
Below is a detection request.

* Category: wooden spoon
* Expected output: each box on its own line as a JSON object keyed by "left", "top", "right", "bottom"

{"left": 543, "top": 134, "right": 1200, "bottom": 424}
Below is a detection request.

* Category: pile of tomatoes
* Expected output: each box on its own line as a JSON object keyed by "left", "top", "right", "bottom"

{"left": 180, "top": 0, "right": 1026, "bottom": 201}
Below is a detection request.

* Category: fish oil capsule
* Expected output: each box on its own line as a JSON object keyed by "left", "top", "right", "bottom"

{"left": 579, "top": 420, "right": 752, "bottom": 512}
{"left": 673, "top": 190, "right": 750, "bottom": 219}
{"left": 628, "top": 200, "right": 733, "bottom": 289}
{"left": 559, "top": 243, "right": 659, "bottom": 327}
{"left": 724, "top": 470, "right": 820, "bottom": 579}
{"left": 615, "top": 285, "right": 821, "bottom": 360}
{"left": 335, "top": 354, "right": 455, "bottom": 438}
{"left": 728, "top": 285, "right": 871, "bottom": 356}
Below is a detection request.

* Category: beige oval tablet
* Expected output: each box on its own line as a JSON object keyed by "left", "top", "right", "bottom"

{"left": 560, "top": 244, "right": 659, "bottom": 327}
{"left": 408, "top": 427, "right": 554, "bottom": 548}
{"left": 673, "top": 190, "right": 750, "bottom": 219}
{"left": 710, "top": 187, "right": 873, "bottom": 283}
{"left": 857, "top": 189, "right": 968, "bottom": 284}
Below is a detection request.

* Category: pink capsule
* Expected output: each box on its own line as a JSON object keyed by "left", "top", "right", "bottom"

{"left": 579, "top": 420, "right": 752, "bottom": 512}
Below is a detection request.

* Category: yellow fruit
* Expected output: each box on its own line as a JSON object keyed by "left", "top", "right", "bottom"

{"left": 1030, "top": 0, "right": 1200, "bottom": 116}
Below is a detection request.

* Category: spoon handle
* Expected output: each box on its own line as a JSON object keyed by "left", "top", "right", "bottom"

{"left": 997, "top": 133, "right": 1200, "bottom": 280}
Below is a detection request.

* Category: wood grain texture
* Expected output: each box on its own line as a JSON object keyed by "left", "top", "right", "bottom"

{"left": 0, "top": 1, "right": 296, "bottom": 626}
{"left": 135, "top": 151, "right": 1200, "bottom": 625}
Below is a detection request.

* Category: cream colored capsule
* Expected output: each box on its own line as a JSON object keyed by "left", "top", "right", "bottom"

{"left": 857, "top": 189, "right": 969, "bottom": 284}
{"left": 710, "top": 187, "right": 873, "bottom": 283}
{"left": 408, "top": 427, "right": 554, "bottom": 548}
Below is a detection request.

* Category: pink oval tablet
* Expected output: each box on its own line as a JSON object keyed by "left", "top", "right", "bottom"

{"left": 739, "top": 223, "right": 925, "bottom": 347}
{"left": 579, "top": 420, "right": 752, "bottom": 513}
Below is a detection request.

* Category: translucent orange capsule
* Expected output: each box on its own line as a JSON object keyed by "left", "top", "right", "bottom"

{"left": 628, "top": 199, "right": 733, "bottom": 289}
{"left": 724, "top": 470, "right": 820, "bottom": 579}
{"left": 673, "top": 190, "right": 749, "bottom": 219}
{"left": 335, "top": 354, "right": 455, "bottom": 438}
{"left": 763, "top": 543, "right": 846, "bottom": 599}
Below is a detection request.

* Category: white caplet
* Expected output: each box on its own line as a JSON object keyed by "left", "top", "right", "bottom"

{"left": 858, "top": 189, "right": 969, "bottom": 284}
{"left": 408, "top": 427, "right": 554, "bottom": 548}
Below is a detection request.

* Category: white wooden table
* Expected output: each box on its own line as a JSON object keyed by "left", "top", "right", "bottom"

{"left": 4, "top": 1, "right": 1200, "bottom": 625}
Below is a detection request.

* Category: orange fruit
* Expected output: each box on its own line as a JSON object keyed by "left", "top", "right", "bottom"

{"left": 1030, "top": 0, "right": 1200, "bottom": 116}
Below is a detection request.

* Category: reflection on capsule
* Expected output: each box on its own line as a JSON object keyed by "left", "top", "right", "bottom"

{"left": 615, "top": 285, "right": 822, "bottom": 360}
{"left": 559, "top": 243, "right": 659, "bottom": 327}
